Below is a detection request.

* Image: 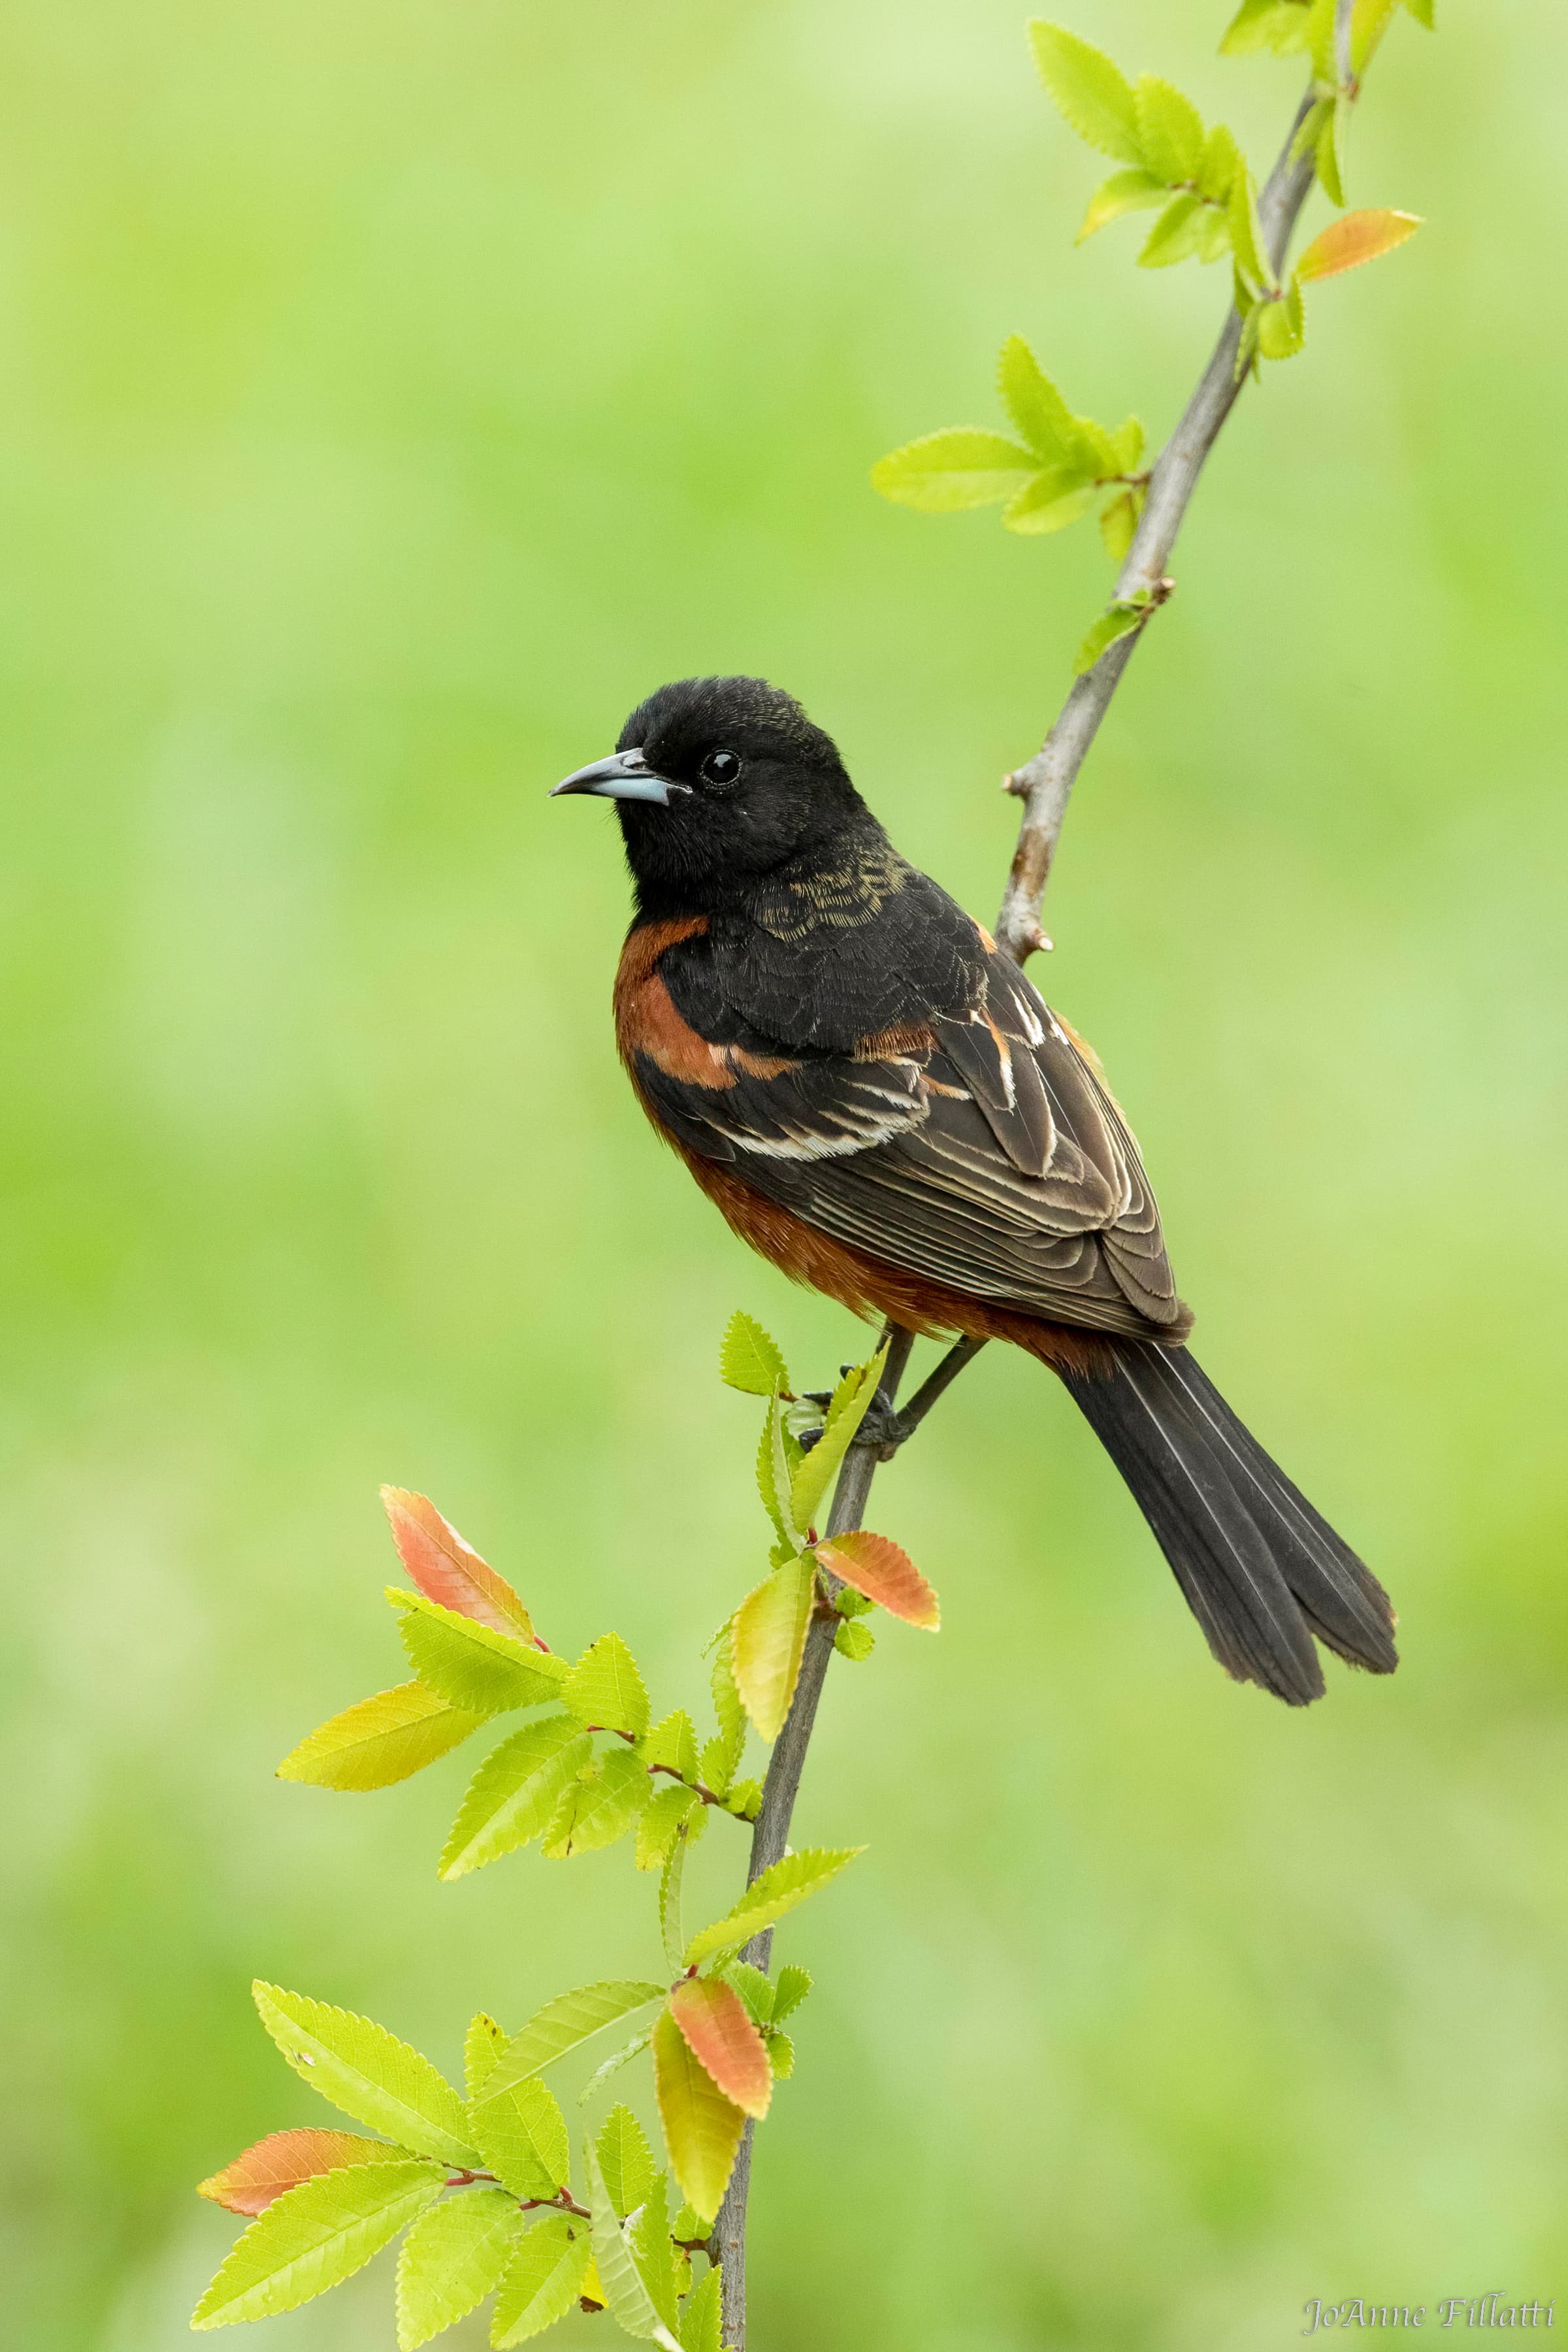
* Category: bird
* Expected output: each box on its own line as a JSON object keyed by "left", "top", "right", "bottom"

{"left": 551, "top": 674, "right": 1397, "bottom": 1705}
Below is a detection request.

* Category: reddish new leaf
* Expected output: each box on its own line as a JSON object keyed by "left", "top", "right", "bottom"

{"left": 1295, "top": 207, "right": 1422, "bottom": 284}
{"left": 813, "top": 1531, "right": 941, "bottom": 1630}
{"left": 380, "top": 1488, "right": 535, "bottom": 1642}
{"left": 668, "top": 1978, "right": 772, "bottom": 2121}
{"left": 197, "top": 2129, "right": 410, "bottom": 2216}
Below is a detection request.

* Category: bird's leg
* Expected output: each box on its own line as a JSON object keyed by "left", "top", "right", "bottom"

{"left": 797, "top": 1334, "right": 988, "bottom": 1458}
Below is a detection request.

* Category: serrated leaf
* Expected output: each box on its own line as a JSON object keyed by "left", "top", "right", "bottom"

{"left": 789, "top": 1350, "right": 884, "bottom": 1533}
{"left": 1296, "top": 206, "right": 1422, "bottom": 282}
{"left": 996, "top": 335, "right": 1078, "bottom": 463}
{"left": 470, "top": 2074, "right": 570, "bottom": 2200}
{"left": 198, "top": 2130, "right": 413, "bottom": 2217}
{"left": 659, "top": 1816, "right": 694, "bottom": 1975}
{"left": 678, "top": 2267, "right": 723, "bottom": 2352}
{"left": 718, "top": 1311, "right": 789, "bottom": 1397}
{"left": 638, "top": 1784, "right": 704, "bottom": 1873}
{"left": 719, "top": 1961, "right": 774, "bottom": 2027}
{"left": 697, "top": 1733, "right": 738, "bottom": 1801}
{"left": 1133, "top": 75, "right": 1204, "bottom": 185}
{"left": 540, "top": 1745, "right": 651, "bottom": 1860}
{"left": 381, "top": 1488, "right": 535, "bottom": 1642}
{"left": 1139, "top": 191, "right": 1205, "bottom": 269}
{"left": 585, "top": 2140, "right": 682, "bottom": 2347}
{"left": 1195, "top": 122, "right": 1245, "bottom": 208}
{"left": 491, "top": 2213, "right": 591, "bottom": 2347}
{"left": 278, "top": 1681, "right": 485, "bottom": 1792}
{"left": 631, "top": 2172, "right": 680, "bottom": 2334}
{"left": 1257, "top": 277, "right": 1307, "bottom": 359}
{"left": 252, "top": 1984, "right": 476, "bottom": 2164}
{"left": 564, "top": 1633, "right": 651, "bottom": 1740}
{"left": 1099, "top": 489, "right": 1138, "bottom": 563}
{"left": 397, "top": 2190, "right": 525, "bottom": 2351}
{"left": 684, "top": 1848, "right": 863, "bottom": 1968}
{"left": 814, "top": 1530, "right": 941, "bottom": 1629}
{"left": 440, "top": 1717, "right": 594, "bottom": 1881}
{"left": 832, "top": 1618, "right": 876, "bottom": 1661}
{"left": 1220, "top": 0, "right": 1313, "bottom": 56}
{"left": 1027, "top": 22, "right": 1142, "bottom": 164}
{"left": 651, "top": 2010, "right": 746, "bottom": 2232}
{"left": 1077, "top": 167, "right": 1167, "bottom": 240}
{"left": 1002, "top": 472, "right": 1095, "bottom": 536}
{"left": 871, "top": 429, "right": 1041, "bottom": 513}
{"left": 578, "top": 2029, "right": 653, "bottom": 2109}
{"left": 1073, "top": 599, "right": 1149, "bottom": 678}
{"left": 668, "top": 1980, "right": 772, "bottom": 2121}
{"left": 1227, "top": 169, "right": 1269, "bottom": 291}
{"left": 391, "top": 1590, "right": 568, "bottom": 1716}
{"left": 597, "top": 2106, "right": 658, "bottom": 2221}
{"left": 770, "top": 1965, "right": 812, "bottom": 2025}
{"left": 730, "top": 1558, "right": 815, "bottom": 1744}
{"left": 1197, "top": 204, "right": 1233, "bottom": 263}
{"left": 764, "top": 2029, "right": 795, "bottom": 2080}
{"left": 191, "top": 2161, "right": 445, "bottom": 2330}
{"left": 640, "top": 1709, "right": 700, "bottom": 1783}
{"left": 1316, "top": 95, "right": 1347, "bottom": 208}
{"left": 483, "top": 1983, "right": 667, "bottom": 2102}
{"left": 727, "top": 1777, "right": 762, "bottom": 1820}
{"left": 710, "top": 1635, "right": 745, "bottom": 1754}
{"left": 465, "top": 2014, "right": 506, "bottom": 2104}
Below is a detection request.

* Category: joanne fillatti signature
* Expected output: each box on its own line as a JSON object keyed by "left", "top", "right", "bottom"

{"left": 1303, "top": 2297, "right": 1556, "bottom": 2333}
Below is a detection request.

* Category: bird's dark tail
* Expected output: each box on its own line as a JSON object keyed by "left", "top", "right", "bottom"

{"left": 1060, "top": 1341, "right": 1397, "bottom": 1705}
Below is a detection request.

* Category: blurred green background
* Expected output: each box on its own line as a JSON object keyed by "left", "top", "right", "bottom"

{"left": 2, "top": 1, "right": 1564, "bottom": 2345}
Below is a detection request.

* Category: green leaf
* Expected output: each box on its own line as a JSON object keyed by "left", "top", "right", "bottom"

{"left": 651, "top": 2010, "right": 746, "bottom": 2232}
{"left": 1138, "top": 191, "right": 1206, "bottom": 269}
{"left": 678, "top": 2268, "right": 723, "bottom": 2352}
{"left": 1316, "top": 93, "right": 1347, "bottom": 207}
{"left": 789, "top": 1350, "right": 885, "bottom": 1533}
{"left": 198, "top": 2130, "right": 416, "bottom": 2217}
{"left": 710, "top": 1634, "right": 745, "bottom": 1756}
{"left": 630, "top": 2171, "right": 681, "bottom": 2334}
{"left": 1133, "top": 74, "right": 1204, "bottom": 184}
{"left": 697, "top": 1732, "right": 737, "bottom": 1801}
{"left": 1290, "top": 94, "right": 1331, "bottom": 169}
{"left": 483, "top": 1982, "right": 667, "bottom": 2102}
{"left": 637, "top": 1783, "right": 705, "bottom": 1872}
{"left": 770, "top": 1965, "right": 812, "bottom": 2025}
{"left": 1027, "top": 22, "right": 1143, "bottom": 164}
{"left": 1226, "top": 169, "right": 1271, "bottom": 291}
{"left": 540, "top": 1744, "right": 651, "bottom": 1860}
{"left": 191, "top": 2161, "right": 445, "bottom": 2330}
{"left": 578, "top": 2029, "right": 653, "bottom": 2109}
{"left": 1295, "top": 206, "right": 1422, "bottom": 282}
{"left": 397, "top": 2190, "right": 524, "bottom": 2351}
{"left": 390, "top": 1589, "right": 568, "bottom": 1716}
{"left": 659, "top": 1814, "right": 694, "bottom": 1976}
{"left": 491, "top": 2213, "right": 591, "bottom": 2347}
{"left": 1195, "top": 122, "right": 1245, "bottom": 208}
{"left": 1405, "top": 0, "right": 1433, "bottom": 25}
{"left": 1306, "top": 0, "right": 1339, "bottom": 78}
{"left": 1073, "top": 598, "right": 1150, "bottom": 678}
{"left": 585, "top": 2138, "right": 682, "bottom": 2348}
{"left": 470, "top": 2074, "right": 571, "bottom": 2200}
{"left": 763, "top": 2029, "right": 795, "bottom": 2080}
{"left": 1219, "top": 0, "right": 1313, "bottom": 56}
{"left": 465, "top": 2014, "right": 506, "bottom": 2104}
{"left": 564, "top": 1633, "right": 651, "bottom": 1741}
{"left": 719, "top": 1961, "right": 774, "bottom": 2027}
{"left": 278, "top": 1681, "right": 485, "bottom": 1792}
{"left": 440, "top": 1716, "right": 594, "bottom": 1882}
{"left": 727, "top": 1777, "right": 762, "bottom": 1820}
{"left": 718, "top": 1311, "right": 789, "bottom": 1396}
{"left": 730, "top": 1557, "right": 815, "bottom": 1744}
{"left": 1109, "top": 415, "right": 1145, "bottom": 472}
{"left": 1099, "top": 489, "right": 1139, "bottom": 563}
{"left": 753, "top": 1397, "right": 802, "bottom": 1550}
{"left": 871, "top": 429, "right": 1041, "bottom": 513}
{"left": 1077, "top": 167, "right": 1167, "bottom": 240}
{"left": 1002, "top": 472, "right": 1095, "bottom": 536}
{"left": 1197, "top": 204, "right": 1233, "bottom": 263}
{"left": 1257, "top": 278, "right": 1306, "bottom": 359}
{"left": 833, "top": 1618, "right": 876, "bottom": 1661}
{"left": 995, "top": 336, "right": 1079, "bottom": 463}
{"left": 684, "top": 1848, "right": 863, "bottom": 1968}
{"left": 1350, "top": 0, "right": 1401, "bottom": 71}
{"left": 252, "top": 1984, "right": 476, "bottom": 2165}
{"left": 597, "top": 2106, "right": 658, "bottom": 2221}
{"left": 640, "top": 1709, "right": 700, "bottom": 1783}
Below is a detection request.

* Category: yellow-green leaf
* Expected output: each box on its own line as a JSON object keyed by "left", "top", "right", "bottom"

{"left": 482, "top": 1982, "right": 667, "bottom": 2103}
{"left": 651, "top": 2010, "right": 746, "bottom": 2232}
{"left": 872, "top": 429, "right": 1041, "bottom": 512}
{"left": 440, "top": 1716, "right": 594, "bottom": 1880}
{"left": 1099, "top": 489, "right": 1139, "bottom": 563}
{"left": 683, "top": 1847, "right": 863, "bottom": 1968}
{"left": 585, "top": 2138, "right": 682, "bottom": 2347}
{"left": 390, "top": 1589, "right": 568, "bottom": 1716}
{"left": 540, "top": 1744, "right": 651, "bottom": 1859}
{"left": 1077, "top": 167, "right": 1167, "bottom": 241}
{"left": 1220, "top": 0, "right": 1313, "bottom": 56}
{"left": 252, "top": 1984, "right": 476, "bottom": 2165}
{"left": 491, "top": 2213, "right": 591, "bottom": 2347}
{"left": 1139, "top": 191, "right": 1205, "bottom": 270}
{"left": 596, "top": 2105, "right": 658, "bottom": 2221}
{"left": 465, "top": 2014, "right": 506, "bottom": 2103}
{"left": 996, "top": 335, "right": 1078, "bottom": 463}
{"left": 191, "top": 2161, "right": 445, "bottom": 2330}
{"left": 1027, "top": 22, "right": 1143, "bottom": 165}
{"left": 718, "top": 1311, "right": 789, "bottom": 1396}
{"left": 564, "top": 1632, "right": 651, "bottom": 1740}
{"left": 397, "top": 2189, "right": 525, "bottom": 2352}
{"left": 1133, "top": 74, "right": 1204, "bottom": 185}
{"left": 470, "top": 2072, "right": 570, "bottom": 2200}
{"left": 277, "top": 1681, "right": 485, "bottom": 1792}
{"left": 1002, "top": 472, "right": 1095, "bottom": 536}
{"left": 789, "top": 1350, "right": 885, "bottom": 1532}
{"left": 730, "top": 1558, "right": 815, "bottom": 1743}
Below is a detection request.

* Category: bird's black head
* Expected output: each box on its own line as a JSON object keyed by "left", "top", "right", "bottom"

{"left": 551, "top": 675, "right": 870, "bottom": 919}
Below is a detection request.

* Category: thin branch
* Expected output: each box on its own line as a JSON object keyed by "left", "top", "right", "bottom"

{"left": 712, "top": 1324, "right": 915, "bottom": 2351}
{"left": 994, "top": 86, "right": 1320, "bottom": 964}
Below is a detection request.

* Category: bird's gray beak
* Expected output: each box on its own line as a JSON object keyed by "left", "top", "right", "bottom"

{"left": 549, "top": 747, "right": 685, "bottom": 805}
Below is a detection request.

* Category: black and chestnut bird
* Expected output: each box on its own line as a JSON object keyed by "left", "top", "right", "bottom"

{"left": 553, "top": 676, "right": 1396, "bottom": 1705}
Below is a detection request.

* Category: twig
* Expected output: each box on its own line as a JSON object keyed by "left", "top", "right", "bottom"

{"left": 994, "top": 86, "right": 1320, "bottom": 964}
{"left": 712, "top": 1325, "right": 915, "bottom": 2349}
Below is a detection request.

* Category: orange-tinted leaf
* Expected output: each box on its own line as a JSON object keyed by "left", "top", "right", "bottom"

{"left": 197, "top": 2129, "right": 409, "bottom": 2216}
{"left": 668, "top": 1979, "right": 772, "bottom": 2121}
{"left": 651, "top": 2009, "right": 746, "bottom": 2228}
{"left": 1295, "top": 207, "right": 1422, "bottom": 284}
{"left": 380, "top": 1488, "right": 534, "bottom": 1642}
{"left": 813, "top": 1531, "right": 941, "bottom": 1630}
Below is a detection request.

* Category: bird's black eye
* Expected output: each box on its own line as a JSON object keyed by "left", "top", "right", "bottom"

{"left": 699, "top": 748, "right": 742, "bottom": 787}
